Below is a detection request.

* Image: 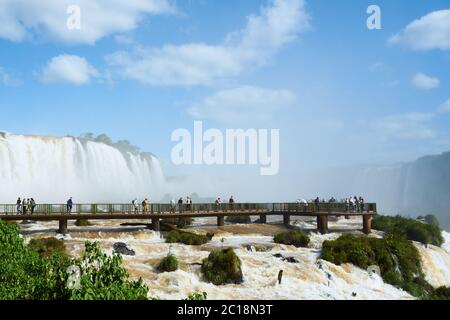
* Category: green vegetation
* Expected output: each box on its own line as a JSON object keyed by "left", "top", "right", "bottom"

{"left": 321, "top": 234, "right": 440, "bottom": 298}
{"left": 274, "top": 230, "right": 310, "bottom": 248}
{"left": 28, "top": 238, "right": 67, "bottom": 258}
{"left": 201, "top": 248, "right": 243, "bottom": 286}
{"left": 157, "top": 254, "right": 179, "bottom": 272}
{"left": 75, "top": 219, "right": 92, "bottom": 227}
{"left": 372, "top": 215, "right": 444, "bottom": 246}
{"left": 427, "top": 287, "right": 450, "bottom": 300}
{"left": 69, "top": 242, "right": 148, "bottom": 300}
{"left": 0, "top": 220, "right": 148, "bottom": 300}
{"left": 161, "top": 217, "right": 193, "bottom": 229}
{"left": 225, "top": 216, "right": 251, "bottom": 224}
{"left": 186, "top": 291, "right": 208, "bottom": 300}
{"left": 165, "top": 230, "right": 212, "bottom": 245}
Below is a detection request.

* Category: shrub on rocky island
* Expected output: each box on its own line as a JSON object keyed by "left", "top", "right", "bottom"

{"left": 157, "top": 254, "right": 179, "bottom": 272}
{"left": 201, "top": 248, "right": 243, "bottom": 285}
{"left": 274, "top": 230, "right": 310, "bottom": 248}
{"left": 165, "top": 230, "right": 212, "bottom": 245}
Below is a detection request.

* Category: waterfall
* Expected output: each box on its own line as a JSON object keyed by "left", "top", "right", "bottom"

{"left": 0, "top": 132, "right": 166, "bottom": 203}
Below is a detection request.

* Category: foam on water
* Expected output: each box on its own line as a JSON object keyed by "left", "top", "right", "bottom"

{"left": 20, "top": 219, "right": 450, "bottom": 300}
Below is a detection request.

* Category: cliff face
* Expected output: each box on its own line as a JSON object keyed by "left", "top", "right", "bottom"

{"left": 352, "top": 152, "right": 450, "bottom": 230}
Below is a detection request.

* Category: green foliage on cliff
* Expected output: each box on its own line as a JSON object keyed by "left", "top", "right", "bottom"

{"left": 321, "top": 234, "right": 436, "bottom": 298}
{"left": 372, "top": 215, "right": 444, "bottom": 246}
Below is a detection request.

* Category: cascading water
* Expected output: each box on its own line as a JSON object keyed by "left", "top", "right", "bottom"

{"left": 0, "top": 132, "right": 166, "bottom": 203}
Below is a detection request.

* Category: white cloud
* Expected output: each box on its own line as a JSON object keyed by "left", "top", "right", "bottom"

{"left": 389, "top": 9, "right": 450, "bottom": 51}
{"left": 371, "top": 112, "right": 436, "bottom": 140}
{"left": 437, "top": 99, "right": 450, "bottom": 114}
{"left": 106, "top": 0, "right": 310, "bottom": 86}
{"left": 411, "top": 73, "right": 440, "bottom": 90}
{"left": 41, "top": 54, "right": 99, "bottom": 85}
{"left": 0, "top": 67, "right": 20, "bottom": 86}
{"left": 188, "top": 86, "right": 296, "bottom": 122}
{"left": 0, "top": 0, "right": 175, "bottom": 44}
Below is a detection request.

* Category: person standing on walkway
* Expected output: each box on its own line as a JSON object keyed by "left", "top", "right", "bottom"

{"left": 67, "top": 197, "right": 73, "bottom": 214}
{"left": 30, "top": 198, "right": 36, "bottom": 215}
{"left": 132, "top": 198, "right": 139, "bottom": 214}
{"left": 16, "top": 197, "right": 22, "bottom": 215}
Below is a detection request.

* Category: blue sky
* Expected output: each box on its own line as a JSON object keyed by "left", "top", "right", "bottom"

{"left": 1, "top": 0, "right": 450, "bottom": 178}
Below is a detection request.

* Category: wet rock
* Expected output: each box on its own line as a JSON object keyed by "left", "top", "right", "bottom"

{"left": 113, "top": 242, "right": 135, "bottom": 256}
{"left": 245, "top": 245, "right": 253, "bottom": 252}
{"left": 273, "top": 253, "right": 299, "bottom": 263}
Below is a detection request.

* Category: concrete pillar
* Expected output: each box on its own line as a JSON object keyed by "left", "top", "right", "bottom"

{"left": 363, "top": 215, "right": 372, "bottom": 235}
{"left": 152, "top": 218, "right": 160, "bottom": 231}
{"left": 58, "top": 219, "right": 68, "bottom": 235}
{"left": 259, "top": 214, "right": 267, "bottom": 224}
{"left": 283, "top": 214, "right": 290, "bottom": 226}
{"left": 345, "top": 215, "right": 350, "bottom": 220}
{"left": 317, "top": 215, "right": 328, "bottom": 234}
{"left": 217, "top": 216, "right": 225, "bottom": 227}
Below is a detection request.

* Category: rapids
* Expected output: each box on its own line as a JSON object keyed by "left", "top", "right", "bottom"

{"left": 20, "top": 217, "right": 450, "bottom": 300}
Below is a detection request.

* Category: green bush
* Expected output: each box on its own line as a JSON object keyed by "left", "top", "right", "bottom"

{"left": 161, "top": 217, "right": 193, "bottom": 229}
{"left": 69, "top": 242, "right": 149, "bottom": 300}
{"left": 28, "top": 238, "right": 67, "bottom": 258}
{"left": 157, "top": 254, "right": 179, "bottom": 272}
{"left": 201, "top": 248, "right": 243, "bottom": 285}
{"left": 165, "top": 231, "right": 210, "bottom": 245}
{"left": 186, "top": 291, "right": 208, "bottom": 300}
{"left": 75, "top": 219, "right": 92, "bottom": 227}
{"left": 274, "top": 230, "right": 310, "bottom": 248}
{"left": 321, "top": 234, "right": 434, "bottom": 298}
{"left": 0, "top": 220, "right": 149, "bottom": 300}
{"left": 225, "top": 216, "right": 251, "bottom": 224}
{"left": 427, "top": 287, "right": 450, "bottom": 300}
{"left": 372, "top": 215, "right": 444, "bottom": 246}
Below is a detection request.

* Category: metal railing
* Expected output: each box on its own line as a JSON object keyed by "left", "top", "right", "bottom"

{"left": 0, "top": 202, "right": 376, "bottom": 216}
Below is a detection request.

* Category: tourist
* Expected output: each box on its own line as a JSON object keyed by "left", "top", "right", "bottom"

{"left": 178, "top": 197, "right": 183, "bottom": 213}
{"left": 229, "top": 196, "right": 235, "bottom": 211}
{"left": 215, "top": 197, "right": 222, "bottom": 211}
{"left": 30, "top": 198, "right": 36, "bottom": 215}
{"left": 16, "top": 197, "right": 22, "bottom": 215}
{"left": 186, "top": 196, "right": 191, "bottom": 211}
{"left": 22, "top": 198, "right": 28, "bottom": 214}
{"left": 142, "top": 198, "right": 149, "bottom": 214}
{"left": 359, "top": 196, "right": 365, "bottom": 212}
{"left": 132, "top": 198, "right": 139, "bottom": 214}
{"left": 314, "top": 197, "right": 320, "bottom": 212}
{"left": 66, "top": 197, "right": 73, "bottom": 213}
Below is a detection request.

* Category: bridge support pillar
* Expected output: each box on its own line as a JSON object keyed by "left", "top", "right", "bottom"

{"left": 283, "top": 214, "right": 290, "bottom": 226}
{"left": 363, "top": 215, "right": 372, "bottom": 235}
{"left": 217, "top": 216, "right": 225, "bottom": 227}
{"left": 152, "top": 218, "right": 160, "bottom": 232}
{"left": 317, "top": 215, "right": 328, "bottom": 234}
{"left": 259, "top": 215, "right": 267, "bottom": 224}
{"left": 58, "top": 219, "right": 68, "bottom": 235}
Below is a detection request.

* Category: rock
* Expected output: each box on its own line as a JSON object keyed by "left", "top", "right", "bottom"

{"left": 273, "top": 253, "right": 299, "bottom": 263}
{"left": 284, "top": 257, "right": 299, "bottom": 263}
{"left": 113, "top": 242, "right": 135, "bottom": 256}
{"left": 245, "top": 245, "right": 253, "bottom": 252}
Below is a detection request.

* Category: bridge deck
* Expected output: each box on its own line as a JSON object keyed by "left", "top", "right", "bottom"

{"left": 0, "top": 202, "right": 377, "bottom": 235}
